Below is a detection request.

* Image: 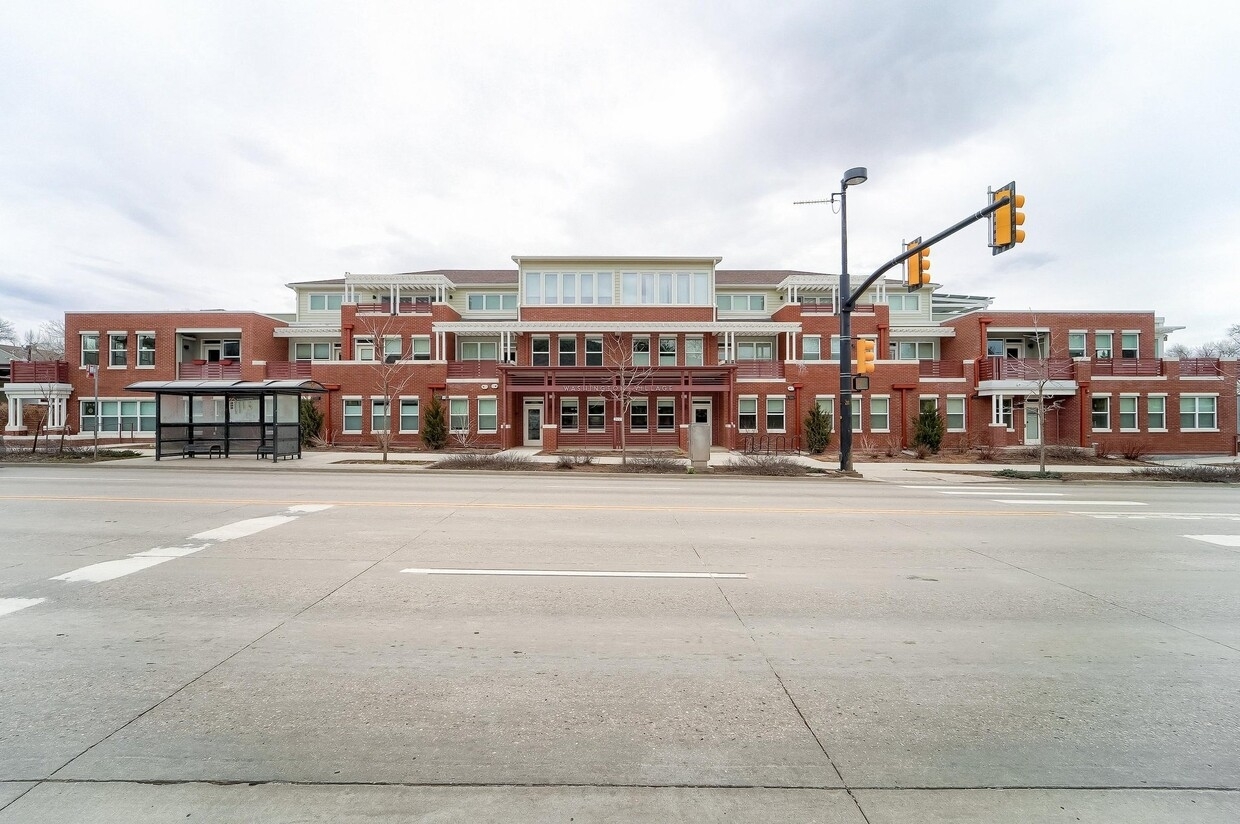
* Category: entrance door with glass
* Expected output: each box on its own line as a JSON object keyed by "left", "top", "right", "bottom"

{"left": 1024, "top": 403, "right": 1041, "bottom": 445}
{"left": 523, "top": 402, "right": 543, "bottom": 447}
{"left": 691, "top": 399, "right": 712, "bottom": 444}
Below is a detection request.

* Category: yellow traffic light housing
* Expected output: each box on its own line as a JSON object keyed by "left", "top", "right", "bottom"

{"left": 855, "top": 338, "right": 876, "bottom": 374}
{"left": 990, "top": 181, "right": 1026, "bottom": 254}
{"left": 905, "top": 238, "right": 931, "bottom": 290}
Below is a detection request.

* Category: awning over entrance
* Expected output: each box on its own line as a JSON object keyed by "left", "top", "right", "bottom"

{"left": 126, "top": 379, "right": 327, "bottom": 462}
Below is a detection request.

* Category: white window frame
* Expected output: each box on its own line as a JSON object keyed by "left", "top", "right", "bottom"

{"left": 765, "top": 396, "right": 786, "bottom": 433}
{"left": 1095, "top": 331, "right": 1114, "bottom": 359}
{"left": 466, "top": 293, "right": 518, "bottom": 312}
{"left": 656, "top": 396, "right": 676, "bottom": 432}
{"left": 630, "top": 398, "right": 649, "bottom": 432}
{"left": 81, "top": 333, "right": 99, "bottom": 367}
{"left": 370, "top": 397, "right": 390, "bottom": 434}
{"left": 136, "top": 332, "right": 156, "bottom": 368}
{"left": 802, "top": 336, "right": 822, "bottom": 361}
{"left": 585, "top": 336, "right": 603, "bottom": 366}
{"left": 946, "top": 395, "right": 966, "bottom": 432}
{"left": 354, "top": 337, "right": 376, "bottom": 362}
{"left": 558, "top": 335, "right": 577, "bottom": 367}
{"left": 477, "top": 397, "right": 497, "bottom": 433}
{"left": 1179, "top": 394, "right": 1218, "bottom": 432}
{"left": 1067, "top": 331, "right": 1087, "bottom": 359}
{"left": 108, "top": 333, "right": 127, "bottom": 368}
{"left": 658, "top": 336, "right": 677, "bottom": 366}
{"left": 1147, "top": 394, "right": 1167, "bottom": 432}
{"left": 1118, "top": 394, "right": 1139, "bottom": 432}
{"left": 411, "top": 336, "right": 431, "bottom": 361}
{"left": 716, "top": 294, "right": 766, "bottom": 313}
{"left": 1120, "top": 331, "right": 1139, "bottom": 359}
{"left": 685, "top": 336, "right": 704, "bottom": 366}
{"left": 560, "top": 397, "right": 580, "bottom": 432}
{"left": 587, "top": 397, "right": 606, "bottom": 432}
{"left": 342, "top": 397, "right": 363, "bottom": 434}
{"left": 869, "top": 396, "right": 890, "bottom": 433}
{"left": 887, "top": 293, "right": 920, "bottom": 311}
{"left": 738, "top": 396, "right": 758, "bottom": 433}
{"left": 309, "top": 293, "right": 343, "bottom": 311}
{"left": 399, "top": 397, "right": 420, "bottom": 433}
{"left": 632, "top": 336, "right": 650, "bottom": 367}
{"left": 531, "top": 336, "right": 551, "bottom": 367}
{"left": 1091, "top": 394, "right": 1112, "bottom": 432}
{"left": 449, "top": 397, "right": 469, "bottom": 434}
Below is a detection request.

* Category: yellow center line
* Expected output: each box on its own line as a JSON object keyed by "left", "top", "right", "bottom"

{"left": 0, "top": 493, "right": 1059, "bottom": 517}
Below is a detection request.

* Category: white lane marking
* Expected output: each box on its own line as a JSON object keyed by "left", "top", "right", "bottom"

{"left": 402, "top": 568, "right": 747, "bottom": 579}
{"left": 0, "top": 598, "right": 45, "bottom": 617}
{"left": 190, "top": 515, "right": 298, "bottom": 541}
{"left": 938, "top": 491, "right": 1064, "bottom": 496}
{"left": 1081, "top": 512, "right": 1240, "bottom": 521}
{"left": 51, "top": 507, "right": 335, "bottom": 585}
{"left": 52, "top": 557, "right": 173, "bottom": 583}
{"left": 901, "top": 485, "right": 1020, "bottom": 490}
{"left": 996, "top": 500, "right": 1148, "bottom": 506}
{"left": 1185, "top": 535, "right": 1240, "bottom": 547}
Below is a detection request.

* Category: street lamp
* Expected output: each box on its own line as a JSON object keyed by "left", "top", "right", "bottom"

{"left": 837, "top": 166, "right": 867, "bottom": 472}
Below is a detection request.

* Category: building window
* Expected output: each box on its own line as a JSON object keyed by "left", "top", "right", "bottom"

{"left": 585, "top": 336, "right": 603, "bottom": 366}
{"left": 658, "top": 337, "right": 677, "bottom": 366}
{"left": 558, "top": 335, "right": 577, "bottom": 367}
{"left": 295, "top": 342, "right": 334, "bottom": 361}
{"left": 467, "top": 293, "right": 517, "bottom": 312}
{"left": 135, "top": 334, "right": 156, "bottom": 367}
{"left": 1180, "top": 395, "right": 1217, "bottom": 431}
{"left": 81, "top": 334, "right": 99, "bottom": 367}
{"left": 411, "top": 336, "right": 431, "bottom": 361}
{"left": 815, "top": 396, "right": 834, "bottom": 425}
{"left": 371, "top": 399, "right": 390, "bottom": 433}
{"left": 993, "top": 397, "right": 1013, "bottom": 428}
{"left": 1095, "top": 332, "right": 1113, "bottom": 359}
{"left": 531, "top": 337, "right": 550, "bottom": 367}
{"left": 766, "top": 397, "right": 785, "bottom": 432}
{"left": 736, "top": 341, "right": 774, "bottom": 361}
{"left": 920, "top": 397, "right": 938, "bottom": 415}
{"left": 1068, "top": 332, "right": 1086, "bottom": 358}
{"left": 946, "top": 396, "right": 966, "bottom": 431}
{"left": 309, "top": 294, "right": 343, "bottom": 311}
{"left": 657, "top": 397, "right": 675, "bottom": 431}
{"left": 1119, "top": 395, "right": 1138, "bottom": 431}
{"left": 829, "top": 336, "right": 841, "bottom": 359}
{"left": 630, "top": 399, "right": 648, "bottom": 431}
{"left": 399, "top": 398, "right": 420, "bottom": 433}
{"left": 525, "top": 272, "right": 615, "bottom": 306}
{"left": 738, "top": 398, "right": 758, "bottom": 432}
{"left": 685, "top": 337, "right": 704, "bottom": 366}
{"left": 717, "top": 294, "right": 766, "bottom": 312}
{"left": 449, "top": 398, "right": 469, "bottom": 433}
{"left": 460, "top": 340, "right": 498, "bottom": 360}
{"left": 1121, "top": 332, "right": 1139, "bottom": 359}
{"left": 896, "top": 341, "right": 934, "bottom": 360}
{"left": 887, "top": 294, "right": 920, "bottom": 311}
{"left": 870, "top": 397, "right": 890, "bottom": 432}
{"left": 1148, "top": 396, "right": 1166, "bottom": 430}
{"left": 632, "top": 337, "right": 650, "bottom": 366}
{"left": 343, "top": 399, "right": 362, "bottom": 433}
{"left": 87, "top": 399, "right": 155, "bottom": 433}
{"left": 802, "top": 336, "right": 821, "bottom": 361}
{"left": 852, "top": 401, "right": 862, "bottom": 434}
{"left": 384, "top": 337, "right": 404, "bottom": 361}
{"left": 1091, "top": 396, "right": 1111, "bottom": 430}
{"left": 109, "top": 334, "right": 127, "bottom": 367}
{"left": 478, "top": 398, "right": 497, "bottom": 433}
{"left": 618, "top": 271, "right": 707, "bottom": 306}
{"left": 355, "top": 337, "right": 375, "bottom": 361}
{"left": 560, "top": 397, "right": 579, "bottom": 432}
{"left": 587, "top": 398, "right": 606, "bottom": 431}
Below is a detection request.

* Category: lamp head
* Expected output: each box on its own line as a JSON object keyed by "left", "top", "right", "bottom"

{"left": 842, "top": 166, "right": 868, "bottom": 188}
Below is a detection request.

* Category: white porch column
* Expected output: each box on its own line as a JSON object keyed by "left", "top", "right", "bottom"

{"left": 5, "top": 396, "right": 20, "bottom": 430}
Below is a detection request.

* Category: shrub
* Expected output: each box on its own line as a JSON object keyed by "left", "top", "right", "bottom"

{"left": 1094, "top": 441, "right": 1112, "bottom": 459}
{"left": 913, "top": 443, "right": 932, "bottom": 460}
{"left": 1133, "top": 465, "right": 1240, "bottom": 483}
{"left": 975, "top": 438, "right": 996, "bottom": 461}
{"left": 617, "top": 453, "right": 685, "bottom": 473}
{"left": 804, "top": 406, "right": 832, "bottom": 454}
{"left": 299, "top": 397, "right": 324, "bottom": 447}
{"left": 995, "top": 468, "right": 1064, "bottom": 480}
{"left": 422, "top": 396, "right": 448, "bottom": 450}
{"left": 1115, "top": 438, "right": 1151, "bottom": 461}
{"left": 912, "top": 408, "right": 946, "bottom": 453}
{"left": 720, "top": 453, "right": 805, "bottom": 476}
{"left": 436, "top": 452, "right": 532, "bottom": 470}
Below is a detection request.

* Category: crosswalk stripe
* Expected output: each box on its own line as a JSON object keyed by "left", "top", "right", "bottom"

{"left": 1184, "top": 535, "right": 1240, "bottom": 547}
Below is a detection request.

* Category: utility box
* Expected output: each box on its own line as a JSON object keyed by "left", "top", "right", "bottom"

{"left": 688, "top": 423, "right": 711, "bottom": 471}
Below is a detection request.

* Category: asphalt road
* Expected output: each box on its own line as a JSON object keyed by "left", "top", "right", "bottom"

{"left": 1, "top": 464, "right": 1239, "bottom": 822}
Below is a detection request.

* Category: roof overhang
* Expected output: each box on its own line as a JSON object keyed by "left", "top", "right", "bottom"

{"left": 512, "top": 256, "right": 722, "bottom": 267}
{"left": 274, "top": 326, "right": 341, "bottom": 338}
{"left": 126, "top": 379, "right": 327, "bottom": 395}
{"left": 437, "top": 321, "right": 802, "bottom": 335}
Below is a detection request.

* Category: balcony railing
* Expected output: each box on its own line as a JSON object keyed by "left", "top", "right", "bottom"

{"left": 354, "top": 299, "right": 433, "bottom": 315}
{"left": 447, "top": 361, "right": 500, "bottom": 380}
{"left": 978, "top": 356, "right": 1074, "bottom": 382}
{"left": 735, "top": 361, "right": 785, "bottom": 380}
{"left": 10, "top": 360, "right": 70, "bottom": 383}
{"left": 918, "top": 359, "right": 965, "bottom": 379}
{"left": 1179, "top": 357, "right": 1222, "bottom": 377}
{"left": 1090, "top": 357, "right": 1163, "bottom": 376}
{"left": 265, "top": 361, "right": 314, "bottom": 379}
{"left": 178, "top": 362, "right": 242, "bottom": 380}
{"left": 501, "top": 365, "right": 733, "bottom": 390}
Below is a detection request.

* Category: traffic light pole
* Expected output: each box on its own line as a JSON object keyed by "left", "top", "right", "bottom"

{"left": 837, "top": 194, "right": 1012, "bottom": 472}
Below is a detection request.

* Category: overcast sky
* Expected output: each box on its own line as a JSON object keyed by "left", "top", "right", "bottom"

{"left": 2, "top": 0, "right": 1237, "bottom": 346}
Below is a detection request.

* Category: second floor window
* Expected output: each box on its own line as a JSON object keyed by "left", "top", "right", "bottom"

{"left": 658, "top": 337, "right": 677, "bottom": 366}
{"left": 467, "top": 293, "right": 517, "bottom": 311}
{"left": 559, "top": 336, "right": 576, "bottom": 367}
{"left": 137, "top": 334, "right": 156, "bottom": 366}
{"left": 532, "top": 337, "right": 550, "bottom": 367}
{"left": 632, "top": 337, "right": 650, "bottom": 366}
{"left": 309, "top": 294, "right": 343, "bottom": 311}
{"left": 1095, "top": 332, "right": 1113, "bottom": 359}
{"left": 802, "top": 337, "right": 821, "bottom": 361}
{"left": 81, "top": 334, "right": 99, "bottom": 366}
{"left": 109, "top": 334, "right": 127, "bottom": 367}
{"left": 685, "top": 337, "right": 704, "bottom": 366}
{"left": 717, "top": 294, "right": 765, "bottom": 312}
{"left": 1068, "top": 333, "right": 1086, "bottom": 358}
{"left": 585, "top": 336, "right": 603, "bottom": 366}
{"left": 1121, "top": 332, "right": 1139, "bottom": 358}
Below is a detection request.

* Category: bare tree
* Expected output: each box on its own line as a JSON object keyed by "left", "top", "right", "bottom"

{"left": 356, "top": 316, "right": 419, "bottom": 463}
{"left": 599, "top": 333, "right": 655, "bottom": 465}
{"left": 1008, "top": 316, "right": 1068, "bottom": 474}
{"left": 38, "top": 319, "right": 66, "bottom": 359}
{"left": 0, "top": 317, "right": 15, "bottom": 343}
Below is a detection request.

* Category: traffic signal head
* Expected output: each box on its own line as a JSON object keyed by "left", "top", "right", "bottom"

{"left": 855, "top": 338, "right": 876, "bottom": 374}
{"left": 990, "top": 181, "right": 1026, "bottom": 255}
{"left": 905, "top": 238, "right": 931, "bottom": 290}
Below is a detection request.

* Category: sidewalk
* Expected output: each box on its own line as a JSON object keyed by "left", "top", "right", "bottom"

{"left": 21, "top": 443, "right": 1233, "bottom": 483}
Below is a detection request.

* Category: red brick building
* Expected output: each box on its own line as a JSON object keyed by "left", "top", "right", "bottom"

{"left": 6, "top": 255, "right": 1237, "bottom": 456}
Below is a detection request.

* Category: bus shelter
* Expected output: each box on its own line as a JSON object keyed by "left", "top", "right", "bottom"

{"left": 126, "top": 379, "right": 327, "bottom": 461}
